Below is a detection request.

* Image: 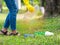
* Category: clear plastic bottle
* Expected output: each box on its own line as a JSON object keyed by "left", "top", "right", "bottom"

{"left": 24, "top": 34, "right": 35, "bottom": 38}
{"left": 34, "top": 31, "right": 54, "bottom": 36}
{"left": 34, "top": 32, "right": 45, "bottom": 36}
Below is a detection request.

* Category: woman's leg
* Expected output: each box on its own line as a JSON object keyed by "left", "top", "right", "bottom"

{"left": 4, "top": 13, "right": 10, "bottom": 29}
{"left": 2, "top": 13, "right": 10, "bottom": 32}
{"left": 2, "top": 0, "right": 18, "bottom": 34}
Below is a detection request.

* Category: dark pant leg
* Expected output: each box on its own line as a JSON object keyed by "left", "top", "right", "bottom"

{"left": 4, "top": 13, "right": 10, "bottom": 29}
{"left": 4, "top": 0, "right": 18, "bottom": 30}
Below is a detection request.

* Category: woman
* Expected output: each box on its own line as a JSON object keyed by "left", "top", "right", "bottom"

{"left": 0, "top": 0, "right": 19, "bottom": 35}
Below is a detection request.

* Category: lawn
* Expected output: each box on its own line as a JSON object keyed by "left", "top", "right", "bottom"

{"left": 0, "top": 13, "right": 60, "bottom": 45}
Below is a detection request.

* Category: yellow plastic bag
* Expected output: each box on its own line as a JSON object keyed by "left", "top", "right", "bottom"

{"left": 23, "top": 0, "right": 29, "bottom": 5}
{"left": 23, "top": 0, "right": 35, "bottom": 13}
{"left": 27, "top": 4, "right": 35, "bottom": 13}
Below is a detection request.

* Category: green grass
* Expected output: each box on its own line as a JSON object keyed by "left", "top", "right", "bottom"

{"left": 0, "top": 13, "right": 60, "bottom": 45}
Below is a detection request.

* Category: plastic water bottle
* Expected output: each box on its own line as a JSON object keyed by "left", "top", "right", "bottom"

{"left": 34, "top": 31, "right": 54, "bottom": 36}
{"left": 34, "top": 32, "right": 45, "bottom": 36}
{"left": 24, "top": 34, "right": 35, "bottom": 38}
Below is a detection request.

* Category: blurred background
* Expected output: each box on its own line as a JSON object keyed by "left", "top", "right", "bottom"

{"left": 0, "top": 0, "right": 60, "bottom": 45}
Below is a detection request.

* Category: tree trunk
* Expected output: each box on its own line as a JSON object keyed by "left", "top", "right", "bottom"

{"left": 44, "top": 0, "right": 60, "bottom": 17}
{"left": 57, "top": 0, "right": 60, "bottom": 14}
{"left": 0, "top": 0, "right": 2, "bottom": 13}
